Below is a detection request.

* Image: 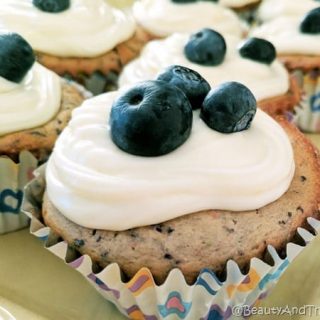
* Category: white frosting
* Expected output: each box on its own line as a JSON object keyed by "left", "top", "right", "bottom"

{"left": 133, "top": 0, "right": 246, "bottom": 37}
{"left": 0, "top": 62, "right": 61, "bottom": 135}
{"left": 219, "top": 0, "right": 260, "bottom": 9}
{"left": 252, "top": 16, "right": 320, "bottom": 56}
{"left": 0, "top": 0, "right": 136, "bottom": 57}
{"left": 119, "top": 33, "right": 289, "bottom": 101}
{"left": 46, "top": 91, "right": 295, "bottom": 231}
{"left": 257, "top": 0, "right": 319, "bottom": 22}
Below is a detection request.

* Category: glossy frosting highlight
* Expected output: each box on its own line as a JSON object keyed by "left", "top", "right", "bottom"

{"left": 46, "top": 91, "right": 295, "bottom": 231}
{"left": 133, "top": 0, "right": 246, "bottom": 37}
{"left": 0, "top": 62, "right": 61, "bottom": 135}
{"left": 0, "top": 0, "right": 136, "bottom": 57}
{"left": 119, "top": 33, "right": 289, "bottom": 101}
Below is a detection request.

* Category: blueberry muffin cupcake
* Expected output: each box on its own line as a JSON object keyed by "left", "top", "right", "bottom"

{"left": 42, "top": 78, "right": 320, "bottom": 280}
{"left": 0, "top": 32, "right": 87, "bottom": 234}
{"left": 24, "top": 69, "right": 320, "bottom": 318}
{"left": 0, "top": 0, "right": 152, "bottom": 94}
{"left": 252, "top": 8, "right": 320, "bottom": 131}
{"left": 133, "top": 0, "right": 247, "bottom": 39}
{"left": 119, "top": 29, "right": 300, "bottom": 116}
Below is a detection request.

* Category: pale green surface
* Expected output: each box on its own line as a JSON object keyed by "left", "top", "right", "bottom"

{"left": 0, "top": 135, "right": 319, "bottom": 320}
{"left": 0, "top": 229, "right": 125, "bottom": 320}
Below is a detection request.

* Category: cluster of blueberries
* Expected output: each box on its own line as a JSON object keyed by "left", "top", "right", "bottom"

{"left": 110, "top": 3, "right": 320, "bottom": 157}
{"left": 110, "top": 65, "right": 257, "bottom": 157}
{"left": 184, "top": 28, "right": 276, "bottom": 66}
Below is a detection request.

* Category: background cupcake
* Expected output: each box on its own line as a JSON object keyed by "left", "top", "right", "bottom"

{"left": 133, "top": 0, "right": 247, "bottom": 39}
{"left": 23, "top": 74, "right": 320, "bottom": 318}
{"left": 0, "top": 32, "right": 88, "bottom": 234}
{"left": 119, "top": 29, "right": 300, "bottom": 116}
{"left": 0, "top": 0, "right": 152, "bottom": 94}
{"left": 252, "top": 7, "right": 320, "bottom": 131}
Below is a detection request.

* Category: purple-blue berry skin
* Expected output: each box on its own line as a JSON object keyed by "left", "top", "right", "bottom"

{"left": 201, "top": 82, "right": 257, "bottom": 134}
{"left": 110, "top": 80, "right": 193, "bottom": 156}
{"left": 157, "top": 65, "right": 211, "bottom": 110}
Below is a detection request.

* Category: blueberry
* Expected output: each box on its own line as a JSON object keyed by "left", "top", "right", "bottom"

{"left": 239, "top": 38, "right": 276, "bottom": 65}
{"left": 201, "top": 82, "right": 257, "bottom": 134}
{"left": 184, "top": 28, "right": 226, "bottom": 66}
{"left": 300, "top": 7, "right": 320, "bottom": 34}
{"left": 110, "top": 80, "right": 193, "bottom": 156}
{"left": 33, "top": 0, "right": 70, "bottom": 13}
{"left": 157, "top": 65, "right": 211, "bottom": 110}
{"left": 0, "top": 33, "right": 35, "bottom": 83}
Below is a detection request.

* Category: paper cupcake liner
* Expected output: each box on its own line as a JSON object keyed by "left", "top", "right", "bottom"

{"left": 22, "top": 165, "right": 320, "bottom": 319}
{"left": 64, "top": 71, "right": 119, "bottom": 96}
{"left": 293, "top": 69, "right": 320, "bottom": 133}
{"left": 62, "top": 77, "right": 94, "bottom": 100}
{"left": 0, "top": 151, "right": 38, "bottom": 235}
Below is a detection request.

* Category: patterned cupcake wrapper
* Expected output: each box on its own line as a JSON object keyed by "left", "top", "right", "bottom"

{"left": 0, "top": 151, "right": 38, "bottom": 235}
{"left": 293, "top": 69, "right": 320, "bottom": 133}
{"left": 22, "top": 165, "right": 320, "bottom": 320}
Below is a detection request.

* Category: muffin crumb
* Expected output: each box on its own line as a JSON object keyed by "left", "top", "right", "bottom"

{"left": 167, "top": 227, "right": 174, "bottom": 234}
{"left": 300, "top": 176, "right": 307, "bottom": 182}
{"left": 154, "top": 225, "right": 163, "bottom": 233}
{"left": 223, "top": 226, "right": 235, "bottom": 233}
{"left": 164, "top": 253, "right": 173, "bottom": 260}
